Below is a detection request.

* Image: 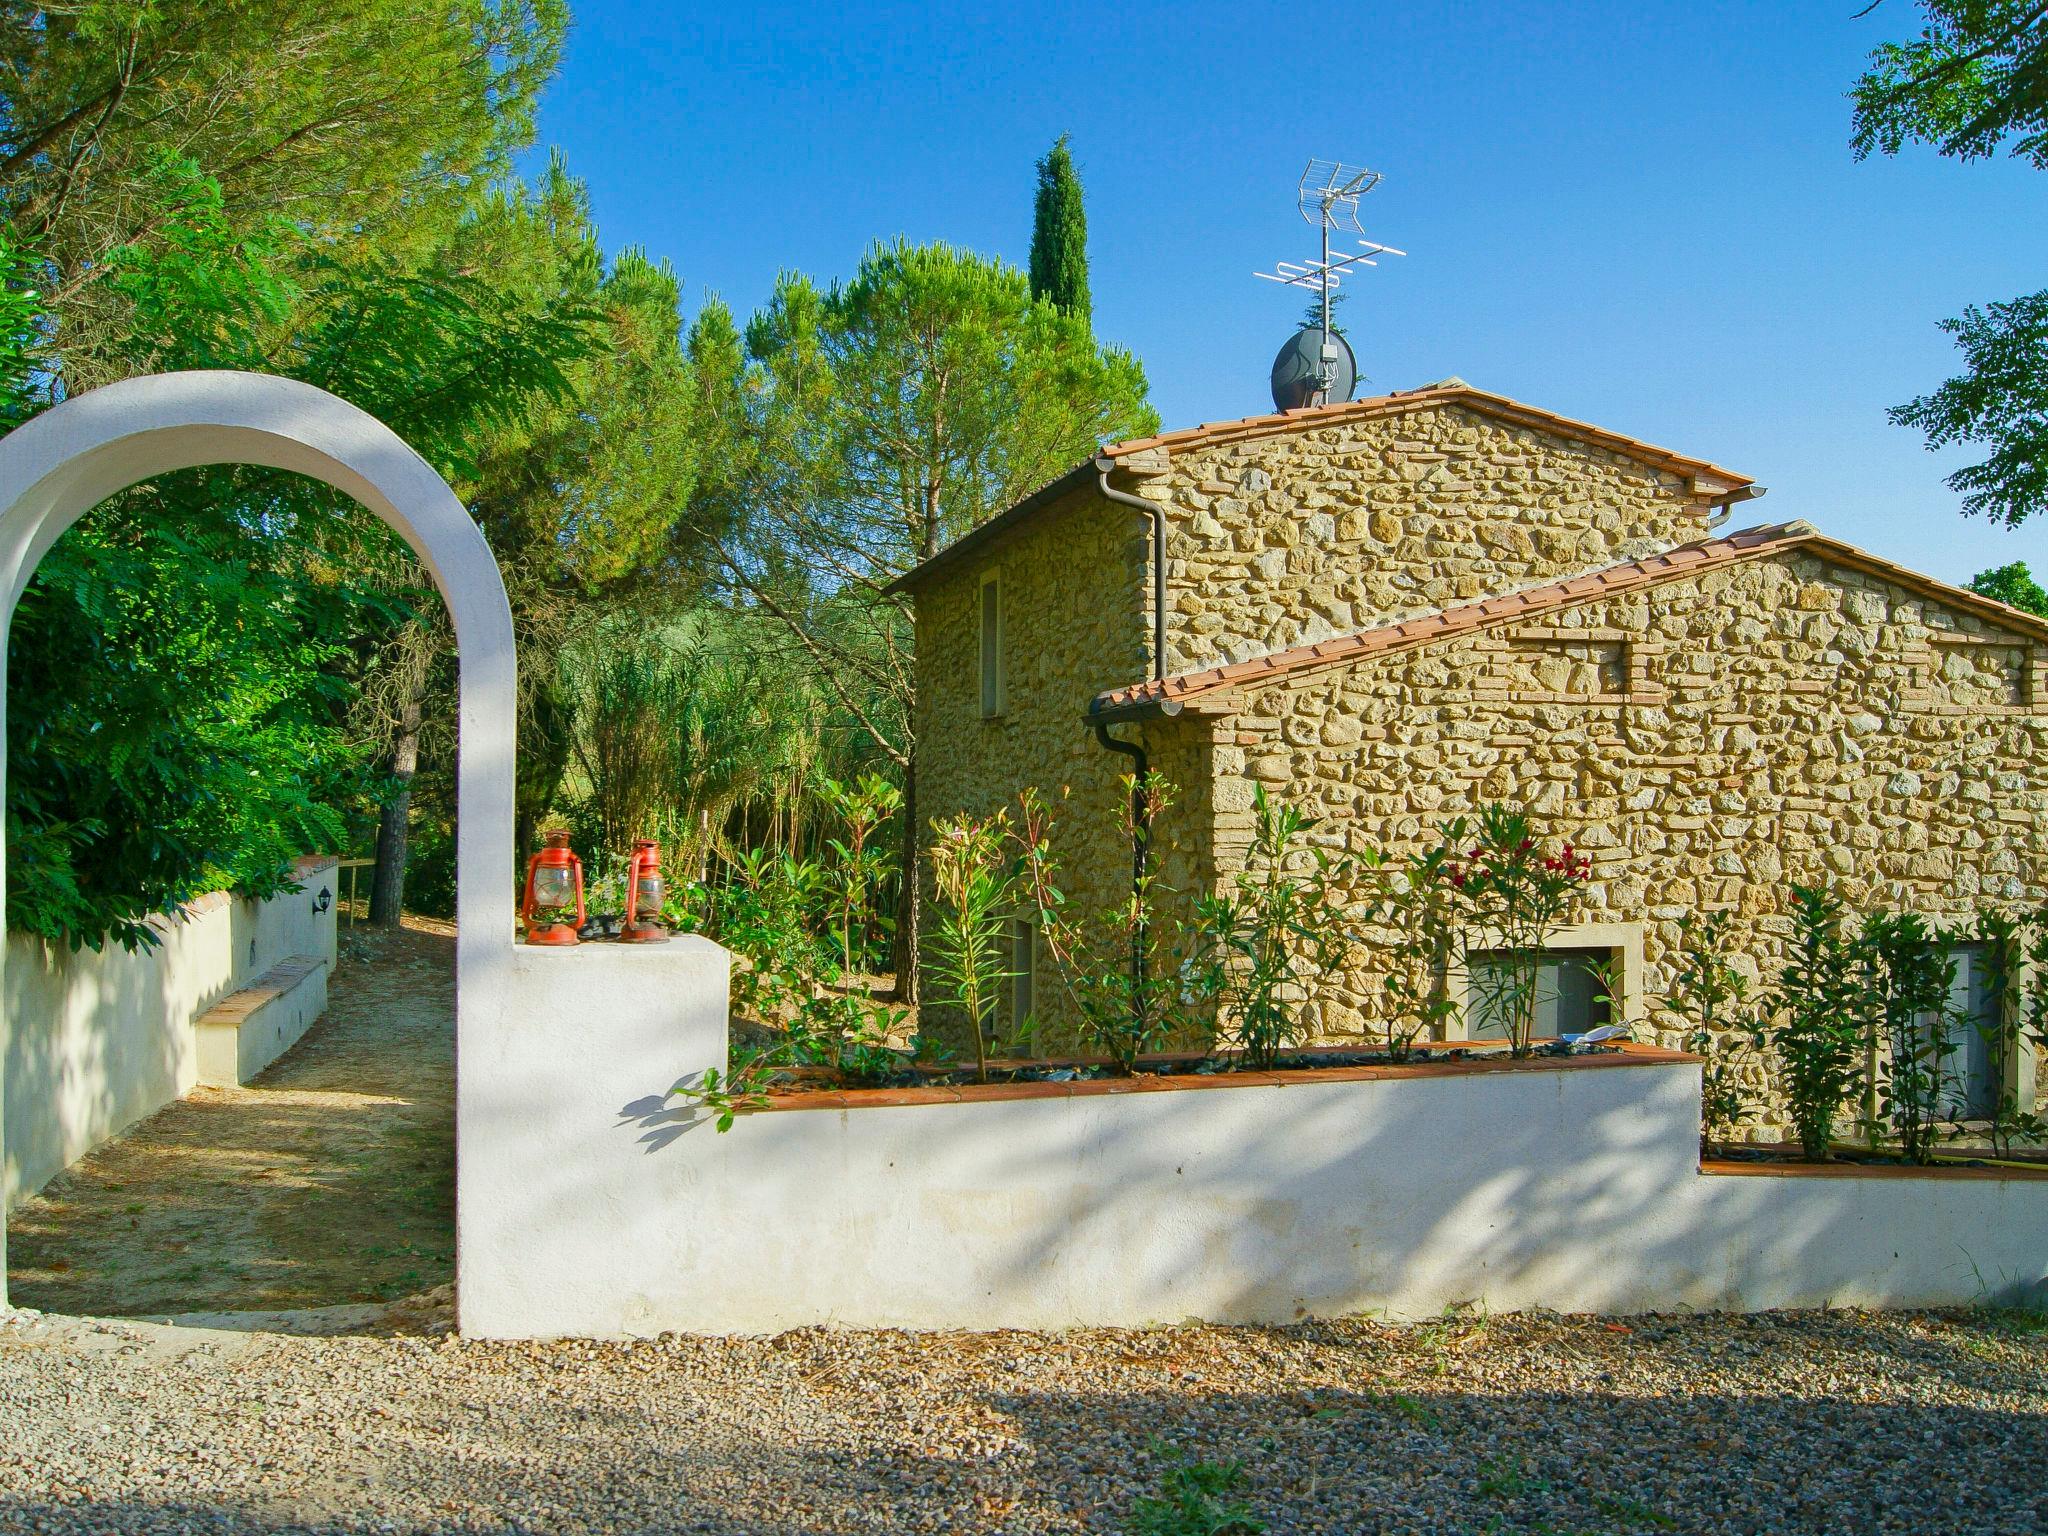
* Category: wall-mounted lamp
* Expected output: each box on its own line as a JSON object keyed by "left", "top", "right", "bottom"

{"left": 313, "top": 886, "right": 333, "bottom": 915}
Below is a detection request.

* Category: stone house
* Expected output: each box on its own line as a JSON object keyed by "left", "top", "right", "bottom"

{"left": 891, "top": 382, "right": 2048, "bottom": 1127}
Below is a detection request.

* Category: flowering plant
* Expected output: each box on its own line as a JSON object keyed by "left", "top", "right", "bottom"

{"left": 1455, "top": 805, "right": 1594, "bottom": 1056}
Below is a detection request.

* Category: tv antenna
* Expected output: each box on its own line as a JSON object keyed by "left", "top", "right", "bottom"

{"left": 1254, "top": 158, "right": 1405, "bottom": 409}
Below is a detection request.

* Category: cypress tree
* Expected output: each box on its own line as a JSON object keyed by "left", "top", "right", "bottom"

{"left": 1028, "top": 134, "right": 1091, "bottom": 324}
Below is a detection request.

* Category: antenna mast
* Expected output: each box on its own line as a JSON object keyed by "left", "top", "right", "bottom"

{"left": 1254, "top": 158, "right": 1404, "bottom": 407}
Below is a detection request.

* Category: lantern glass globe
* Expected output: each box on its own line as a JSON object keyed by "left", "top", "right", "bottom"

{"left": 532, "top": 865, "right": 574, "bottom": 910}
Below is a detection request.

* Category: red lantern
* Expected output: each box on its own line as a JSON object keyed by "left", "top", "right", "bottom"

{"left": 621, "top": 837, "right": 666, "bottom": 944}
{"left": 521, "top": 829, "right": 586, "bottom": 946}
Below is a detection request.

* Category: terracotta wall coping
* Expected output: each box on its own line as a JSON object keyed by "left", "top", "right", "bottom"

{"left": 154, "top": 855, "right": 338, "bottom": 927}
{"left": 1701, "top": 1154, "right": 2048, "bottom": 1183}
{"left": 759, "top": 1040, "right": 1698, "bottom": 1114}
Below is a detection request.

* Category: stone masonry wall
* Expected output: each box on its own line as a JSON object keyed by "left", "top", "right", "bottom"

{"left": 911, "top": 483, "right": 1163, "bottom": 1048}
{"left": 1205, "top": 546, "right": 2048, "bottom": 1136}
{"left": 1127, "top": 402, "right": 1722, "bottom": 674}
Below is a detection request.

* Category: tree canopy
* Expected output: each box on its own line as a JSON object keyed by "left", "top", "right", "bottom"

{"left": 1027, "top": 135, "right": 1090, "bottom": 324}
{"left": 0, "top": 6, "right": 1158, "bottom": 961}
{"left": 1853, "top": 1, "right": 2048, "bottom": 525}
{"left": 1969, "top": 559, "right": 2048, "bottom": 615}
{"left": 0, "top": 1, "right": 737, "bottom": 946}
{"left": 691, "top": 237, "right": 1155, "bottom": 990}
{"left": 1852, "top": 0, "right": 2048, "bottom": 167}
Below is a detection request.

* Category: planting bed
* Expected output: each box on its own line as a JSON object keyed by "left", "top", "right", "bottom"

{"left": 1705, "top": 1141, "right": 2048, "bottom": 1176}
{"left": 755, "top": 1038, "right": 1643, "bottom": 1109}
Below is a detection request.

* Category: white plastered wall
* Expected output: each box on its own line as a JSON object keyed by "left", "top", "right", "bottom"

{"left": 4, "top": 862, "right": 338, "bottom": 1207}
{"left": 498, "top": 1055, "right": 2048, "bottom": 1339}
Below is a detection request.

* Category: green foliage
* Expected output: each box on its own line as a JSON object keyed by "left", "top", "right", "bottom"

{"left": 694, "top": 238, "right": 1156, "bottom": 994}
{"left": 817, "top": 775, "right": 902, "bottom": 986}
{"left": 1370, "top": 819, "right": 1472, "bottom": 1059}
{"left": 1966, "top": 907, "right": 2047, "bottom": 1155}
{"left": 1454, "top": 806, "right": 1594, "bottom": 1057}
{"left": 1015, "top": 776, "right": 1200, "bottom": 1073}
{"left": 1852, "top": 2, "right": 2048, "bottom": 167}
{"left": 1299, "top": 289, "right": 1349, "bottom": 339}
{"left": 1190, "top": 785, "right": 1356, "bottom": 1069}
{"left": 668, "top": 779, "right": 914, "bottom": 1104}
{"left": 1969, "top": 559, "right": 2048, "bottom": 615}
{"left": 669, "top": 1050, "right": 775, "bottom": 1134}
{"left": 1654, "top": 909, "right": 1759, "bottom": 1148}
{"left": 4, "top": 152, "right": 606, "bottom": 944}
{"left": 1766, "top": 884, "right": 1871, "bottom": 1160}
{"left": 0, "top": 8, "right": 654, "bottom": 946}
{"left": 925, "top": 810, "right": 1018, "bottom": 1083}
{"left": 1128, "top": 1456, "right": 1264, "bottom": 1536}
{"left": 1890, "top": 292, "right": 2048, "bottom": 526}
{"left": 1860, "top": 911, "right": 1960, "bottom": 1163}
{"left": 0, "top": 218, "right": 44, "bottom": 426}
{"left": 690, "top": 846, "right": 832, "bottom": 1025}
{"left": 1028, "top": 134, "right": 1090, "bottom": 323}
{"left": 1852, "top": 5, "right": 2048, "bottom": 526}
{"left": 1477, "top": 1455, "right": 1553, "bottom": 1501}
{"left": 7, "top": 489, "right": 372, "bottom": 948}
{"left": 94, "top": 152, "right": 296, "bottom": 375}
{"left": 2, "top": 0, "right": 568, "bottom": 338}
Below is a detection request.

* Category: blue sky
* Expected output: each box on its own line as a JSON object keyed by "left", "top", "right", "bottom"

{"left": 525, "top": 1, "right": 2047, "bottom": 585}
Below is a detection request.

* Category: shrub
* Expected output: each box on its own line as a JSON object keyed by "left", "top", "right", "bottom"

{"left": 1965, "top": 908, "right": 2045, "bottom": 1157}
{"left": 815, "top": 773, "right": 902, "bottom": 981}
{"left": 1654, "top": 909, "right": 1759, "bottom": 1150}
{"left": 1453, "top": 805, "right": 1593, "bottom": 1056}
{"left": 1859, "top": 912, "right": 1959, "bottom": 1164}
{"left": 1014, "top": 775, "right": 1201, "bottom": 1073}
{"left": 925, "top": 810, "right": 1018, "bottom": 1083}
{"left": 671, "top": 777, "right": 914, "bottom": 1093}
{"left": 1766, "top": 883, "right": 1869, "bottom": 1160}
{"left": 1369, "top": 818, "right": 1472, "bottom": 1060}
{"left": 1189, "top": 785, "right": 1356, "bottom": 1069}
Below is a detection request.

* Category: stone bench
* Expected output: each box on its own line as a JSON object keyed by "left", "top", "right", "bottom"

{"left": 193, "top": 955, "right": 328, "bottom": 1087}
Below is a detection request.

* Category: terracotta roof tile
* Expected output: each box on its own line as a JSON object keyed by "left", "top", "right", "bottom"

{"left": 1086, "top": 521, "right": 2048, "bottom": 721}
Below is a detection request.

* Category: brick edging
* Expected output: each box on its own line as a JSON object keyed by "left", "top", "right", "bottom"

{"left": 760, "top": 1041, "right": 1698, "bottom": 1114}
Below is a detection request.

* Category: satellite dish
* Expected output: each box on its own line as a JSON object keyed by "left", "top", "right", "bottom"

{"left": 1270, "top": 326, "right": 1356, "bottom": 412}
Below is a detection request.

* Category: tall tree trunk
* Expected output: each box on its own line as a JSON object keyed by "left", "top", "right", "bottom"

{"left": 367, "top": 696, "right": 421, "bottom": 927}
{"left": 888, "top": 756, "right": 919, "bottom": 1003}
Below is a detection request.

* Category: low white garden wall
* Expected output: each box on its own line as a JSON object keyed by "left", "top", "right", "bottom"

{"left": 456, "top": 970, "right": 2048, "bottom": 1339}
{"left": 3, "top": 857, "right": 339, "bottom": 1208}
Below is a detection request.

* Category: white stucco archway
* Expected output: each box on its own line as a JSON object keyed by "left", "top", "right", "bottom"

{"left": 0, "top": 370, "right": 517, "bottom": 1314}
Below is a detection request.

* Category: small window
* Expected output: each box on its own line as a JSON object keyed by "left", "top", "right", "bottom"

{"left": 979, "top": 570, "right": 1004, "bottom": 718}
{"left": 1011, "top": 915, "right": 1035, "bottom": 1028}
{"left": 1466, "top": 949, "right": 1612, "bottom": 1041}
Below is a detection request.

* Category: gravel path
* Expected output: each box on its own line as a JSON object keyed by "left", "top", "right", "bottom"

{"left": 7, "top": 920, "right": 454, "bottom": 1316}
{"left": 2, "top": 1304, "right": 2043, "bottom": 1534}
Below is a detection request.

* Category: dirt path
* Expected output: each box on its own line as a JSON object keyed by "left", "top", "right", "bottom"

{"left": 6, "top": 917, "right": 455, "bottom": 1318}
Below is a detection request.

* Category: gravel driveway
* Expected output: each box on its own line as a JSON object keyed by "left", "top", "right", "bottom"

{"left": 2, "top": 1304, "right": 2043, "bottom": 1534}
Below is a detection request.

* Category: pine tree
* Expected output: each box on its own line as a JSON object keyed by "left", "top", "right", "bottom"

{"left": 1028, "top": 134, "right": 1090, "bottom": 324}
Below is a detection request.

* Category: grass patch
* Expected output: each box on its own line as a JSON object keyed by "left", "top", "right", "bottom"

{"left": 1129, "top": 1455, "right": 1263, "bottom": 1536}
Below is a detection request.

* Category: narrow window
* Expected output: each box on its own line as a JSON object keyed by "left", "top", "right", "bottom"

{"left": 979, "top": 570, "right": 1003, "bottom": 717}
{"left": 1011, "top": 915, "right": 1035, "bottom": 1031}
